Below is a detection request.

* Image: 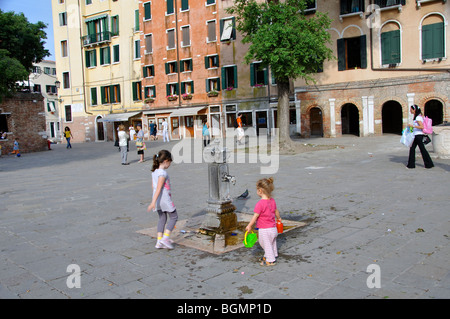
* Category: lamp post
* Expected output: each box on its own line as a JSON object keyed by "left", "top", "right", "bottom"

{"left": 54, "top": 80, "right": 62, "bottom": 141}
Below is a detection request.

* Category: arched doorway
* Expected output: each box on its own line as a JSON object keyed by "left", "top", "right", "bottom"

{"left": 424, "top": 99, "right": 443, "bottom": 126}
{"left": 96, "top": 116, "right": 105, "bottom": 141}
{"left": 341, "top": 103, "right": 359, "bottom": 136}
{"left": 310, "top": 107, "right": 323, "bottom": 137}
{"left": 382, "top": 100, "right": 403, "bottom": 134}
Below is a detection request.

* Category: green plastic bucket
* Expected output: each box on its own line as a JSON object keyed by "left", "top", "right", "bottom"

{"left": 243, "top": 231, "right": 257, "bottom": 248}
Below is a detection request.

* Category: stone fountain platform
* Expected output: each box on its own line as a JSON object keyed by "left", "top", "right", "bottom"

{"left": 137, "top": 212, "right": 308, "bottom": 254}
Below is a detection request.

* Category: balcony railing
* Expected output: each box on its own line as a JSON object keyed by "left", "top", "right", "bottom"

{"left": 81, "top": 31, "right": 112, "bottom": 47}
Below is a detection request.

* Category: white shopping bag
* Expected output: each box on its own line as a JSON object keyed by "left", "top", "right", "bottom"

{"left": 400, "top": 128, "right": 414, "bottom": 148}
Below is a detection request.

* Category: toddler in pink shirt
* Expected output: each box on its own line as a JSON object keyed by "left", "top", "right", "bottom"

{"left": 245, "top": 177, "right": 282, "bottom": 266}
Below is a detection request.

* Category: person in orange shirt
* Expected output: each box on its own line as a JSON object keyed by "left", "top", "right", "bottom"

{"left": 236, "top": 113, "right": 244, "bottom": 145}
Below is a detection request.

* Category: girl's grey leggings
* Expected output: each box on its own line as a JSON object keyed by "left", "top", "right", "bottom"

{"left": 157, "top": 210, "right": 178, "bottom": 233}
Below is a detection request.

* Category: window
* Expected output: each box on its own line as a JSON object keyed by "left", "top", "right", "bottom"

{"left": 220, "top": 18, "right": 235, "bottom": 41}
{"left": 181, "top": 26, "right": 190, "bottom": 47}
{"left": 33, "top": 66, "right": 41, "bottom": 74}
{"left": 167, "top": 29, "right": 175, "bottom": 49}
{"left": 206, "top": 0, "right": 215, "bottom": 5}
{"left": 374, "top": 0, "right": 404, "bottom": 8}
{"left": 33, "top": 84, "right": 41, "bottom": 93}
{"left": 61, "top": 40, "right": 68, "bottom": 57}
{"left": 207, "top": 20, "right": 216, "bottom": 42}
{"left": 59, "top": 12, "right": 67, "bottom": 26}
{"left": 144, "top": 2, "right": 152, "bottom": 21}
{"left": 44, "top": 67, "right": 51, "bottom": 74}
{"left": 166, "top": 83, "right": 179, "bottom": 96}
{"left": 206, "top": 77, "right": 220, "bottom": 92}
{"left": 381, "top": 29, "right": 400, "bottom": 65}
{"left": 65, "top": 105, "right": 72, "bottom": 122}
{"left": 111, "top": 15, "right": 119, "bottom": 36}
{"left": 132, "top": 82, "right": 142, "bottom": 101}
{"left": 340, "top": 0, "right": 364, "bottom": 14}
{"left": 250, "top": 62, "right": 268, "bottom": 86}
{"left": 63, "top": 72, "right": 70, "bottom": 88}
{"left": 422, "top": 21, "right": 445, "bottom": 60}
{"left": 143, "top": 65, "right": 155, "bottom": 77}
{"left": 221, "top": 65, "right": 237, "bottom": 89}
{"left": 205, "top": 55, "right": 219, "bottom": 68}
{"left": 86, "top": 0, "right": 92, "bottom": 4}
{"left": 134, "top": 39, "right": 141, "bottom": 59}
{"left": 85, "top": 49, "right": 97, "bottom": 67}
{"left": 101, "top": 85, "right": 121, "bottom": 104}
{"left": 337, "top": 35, "right": 367, "bottom": 71}
{"left": 135, "top": 9, "right": 140, "bottom": 31}
{"left": 181, "top": 0, "right": 189, "bottom": 11}
{"left": 113, "top": 45, "right": 120, "bottom": 63}
{"left": 46, "top": 85, "right": 57, "bottom": 94}
{"left": 165, "top": 61, "right": 178, "bottom": 74}
{"left": 181, "top": 81, "right": 194, "bottom": 94}
{"left": 144, "top": 85, "right": 156, "bottom": 98}
{"left": 167, "top": 0, "right": 174, "bottom": 15}
{"left": 145, "top": 34, "right": 153, "bottom": 54}
{"left": 100, "top": 47, "right": 111, "bottom": 65}
{"left": 91, "top": 87, "right": 98, "bottom": 105}
{"left": 1, "top": 114, "right": 9, "bottom": 132}
{"left": 180, "top": 59, "right": 193, "bottom": 72}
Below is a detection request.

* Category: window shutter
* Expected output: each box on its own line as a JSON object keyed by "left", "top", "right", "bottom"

{"left": 135, "top": 10, "right": 140, "bottom": 31}
{"left": 91, "top": 87, "right": 97, "bottom": 105}
{"left": 337, "top": 38, "right": 345, "bottom": 71}
{"left": 166, "top": 84, "right": 170, "bottom": 96}
{"left": 205, "top": 79, "right": 210, "bottom": 92}
{"left": 117, "top": 85, "right": 121, "bottom": 103}
{"left": 205, "top": 56, "right": 210, "bottom": 68}
{"left": 167, "top": 0, "right": 174, "bottom": 14}
{"left": 221, "top": 67, "right": 226, "bottom": 90}
{"left": 106, "top": 47, "right": 110, "bottom": 64}
{"left": 391, "top": 30, "right": 401, "bottom": 64}
{"left": 101, "top": 86, "right": 105, "bottom": 104}
{"left": 381, "top": 31, "right": 390, "bottom": 65}
{"left": 433, "top": 22, "right": 445, "bottom": 58}
{"left": 181, "top": 82, "right": 185, "bottom": 95}
{"left": 150, "top": 65, "right": 154, "bottom": 76}
{"left": 191, "top": 81, "right": 194, "bottom": 94}
{"left": 263, "top": 66, "right": 268, "bottom": 85}
{"left": 233, "top": 65, "right": 238, "bottom": 88}
{"left": 165, "top": 62, "right": 169, "bottom": 74}
{"left": 132, "top": 82, "right": 137, "bottom": 101}
{"left": 180, "top": 61, "right": 184, "bottom": 72}
{"left": 175, "top": 83, "right": 179, "bottom": 95}
{"left": 85, "top": 50, "right": 90, "bottom": 67}
{"left": 250, "top": 63, "right": 255, "bottom": 87}
{"left": 217, "top": 77, "right": 220, "bottom": 91}
{"left": 181, "top": 0, "right": 189, "bottom": 11}
{"left": 144, "top": 2, "right": 151, "bottom": 20}
{"left": 360, "top": 35, "right": 367, "bottom": 69}
{"left": 143, "top": 66, "right": 148, "bottom": 78}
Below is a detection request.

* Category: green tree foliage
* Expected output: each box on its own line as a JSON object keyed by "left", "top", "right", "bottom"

{"left": 227, "top": 0, "right": 334, "bottom": 148}
{"left": 0, "top": 10, "right": 50, "bottom": 100}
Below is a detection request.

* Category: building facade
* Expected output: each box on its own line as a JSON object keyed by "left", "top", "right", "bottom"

{"left": 295, "top": 0, "right": 450, "bottom": 138}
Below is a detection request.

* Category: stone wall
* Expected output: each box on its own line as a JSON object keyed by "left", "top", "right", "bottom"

{"left": 0, "top": 93, "right": 47, "bottom": 155}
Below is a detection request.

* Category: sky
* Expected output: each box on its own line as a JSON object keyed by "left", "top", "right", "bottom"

{"left": 0, "top": 0, "right": 55, "bottom": 60}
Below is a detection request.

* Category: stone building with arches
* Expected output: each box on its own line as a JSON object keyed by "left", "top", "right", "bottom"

{"left": 295, "top": 0, "right": 449, "bottom": 138}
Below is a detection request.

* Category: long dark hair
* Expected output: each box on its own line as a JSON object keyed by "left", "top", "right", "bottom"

{"left": 411, "top": 104, "right": 422, "bottom": 120}
{"left": 151, "top": 150, "right": 173, "bottom": 171}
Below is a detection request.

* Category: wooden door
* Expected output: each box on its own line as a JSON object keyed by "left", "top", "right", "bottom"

{"left": 310, "top": 107, "right": 323, "bottom": 136}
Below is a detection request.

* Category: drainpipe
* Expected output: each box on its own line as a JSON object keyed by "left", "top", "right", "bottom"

{"left": 175, "top": 0, "right": 182, "bottom": 108}
{"left": 367, "top": 0, "right": 450, "bottom": 73}
{"left": 78, "top": 0, "right": 93, "bottom": 115}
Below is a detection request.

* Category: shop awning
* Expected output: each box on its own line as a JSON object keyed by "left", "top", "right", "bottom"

{"left": 170, "top": 106, "right": 206, "bottom": 117}
{"left": 97, "top": 112, "right": 141, "bottom": 122}
{"left": 143, "top": 109, "right": 173, "bottom": 115}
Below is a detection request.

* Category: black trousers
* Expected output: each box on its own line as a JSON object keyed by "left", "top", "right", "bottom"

{"left": 407, "top": 135, "right": 434, "bottom": 169}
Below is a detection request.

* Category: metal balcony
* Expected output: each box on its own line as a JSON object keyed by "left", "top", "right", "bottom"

{"left": 81, "top": 31, "right": 112, "bottom": 47}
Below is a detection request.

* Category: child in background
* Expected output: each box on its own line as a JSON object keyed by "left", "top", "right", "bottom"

{"left": 12, "top": 138, "right": 20, "bottom": 157}
{"left": 245, "top": 177, "right": 281, "bottom": 266}
{"left": 147, "top": 150, "right": 178, "bottom": 249}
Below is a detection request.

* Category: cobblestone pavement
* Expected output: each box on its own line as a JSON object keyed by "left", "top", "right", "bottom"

{"left": 1, "top": 134, "right": 449, "bottom": 299}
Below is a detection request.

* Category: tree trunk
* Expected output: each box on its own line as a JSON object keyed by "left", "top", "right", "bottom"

{"left": 276, "top": 79, "right": 294, "bottom": 151}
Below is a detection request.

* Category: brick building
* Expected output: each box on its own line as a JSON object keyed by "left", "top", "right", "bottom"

{"left": 0, "top": 93, "right": 48, "bottom": 155}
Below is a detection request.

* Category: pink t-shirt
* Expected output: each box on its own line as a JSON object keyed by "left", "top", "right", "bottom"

{"left": 254, "top": 198, "right": 277, "bottom": 229}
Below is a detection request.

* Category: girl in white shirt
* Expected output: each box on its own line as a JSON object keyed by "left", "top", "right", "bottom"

{"left": 406, "top": 105, "right": 434, "bottom": 169}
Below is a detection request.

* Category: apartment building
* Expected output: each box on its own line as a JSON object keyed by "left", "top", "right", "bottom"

{"left": 52, "top": 0, "right": 141, "bottom": 142}
{"left": 294, "top": 0, "right": 449, "bottom": 137}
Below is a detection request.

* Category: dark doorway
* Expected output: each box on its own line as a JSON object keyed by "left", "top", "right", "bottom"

{"left": 310, "top": 107, "right": 323, "bottom": 136}
{"left": 382, "top": 100, "right": 403, "bottom": 134}
{"left": 96, "top": 117, "right": 105, "bottom": 141}
{"left": 424, "top": 100, "right": 444, "bottom": 126}
{"left": 341, "top": 103, "right": 359, "bottom": 136}
{"left": 256, "top": 111, "right": 268, "bottom": 136}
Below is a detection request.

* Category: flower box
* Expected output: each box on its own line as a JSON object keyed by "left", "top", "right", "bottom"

{"left": 167, "top": 95, "right": 178, "bottom": 101}
{"left": 207, "top": 90, "right": 219, "bottom": 97}
{"left": 182, "top": 93, "right": 193, "bottom": 100}
{"left": 144, "top": 98, "right": 155, "bottom": 103}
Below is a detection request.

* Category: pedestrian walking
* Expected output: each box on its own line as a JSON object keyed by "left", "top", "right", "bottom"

{"left": 236, "top": 113, "right": 244, "bottom": 145}
{"left": 135, "top": 124, "right": 145, "bottom": 163}
{"left": 245, "top": 177, "right": 282, "bottom": 266}
{"left": 11, "top": 137, "right": 20, "bottom": 157}
{"left": 162, "top": 118, "right": 169, "bottom": 142}
{"left": 202, "top": 119, "right": 210, "bottom": 147}
{"left": 64, "top": 127, "right": 73, "bottom": 149}
{"left": 147, "top": 150, "right": 178, "bottom": 249}
{"left": 118, "top": 124, "right": 129, "bottom": 165}
{"left": 149, "top": 121, "right": 157, "bottom": 140}
{"left": 406, "top": 105, "right": 434, "bottom": 169}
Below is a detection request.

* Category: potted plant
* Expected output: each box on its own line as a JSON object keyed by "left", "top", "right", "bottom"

{"left": 226, "top": 86, "right": 234, "bottom": 91}
{"left": 167, "top": 94, "right": 178, "bottom": 101}
{"left": 182, "top": 93, "right": 193, "bottom": 100}
{"left": 207, "top": 90, "right": 219, "bottom": 97}
{"left": 144, "top": 97, "right": 155, "bottom": 103}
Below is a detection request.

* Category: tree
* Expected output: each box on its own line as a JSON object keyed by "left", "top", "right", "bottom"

{"left": 227, "top": 0, "right": 334, "bottom": 150}
{"left": 0, "top": 10, "right": 50, "bottom": 100}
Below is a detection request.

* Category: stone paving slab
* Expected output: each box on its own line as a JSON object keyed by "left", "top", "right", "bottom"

{"left": 1, "top": 135, "right": 449, "bottom": 300}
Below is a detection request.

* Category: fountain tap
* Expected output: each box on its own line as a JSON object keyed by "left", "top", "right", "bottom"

{"left": 222, "top": 174, "right": 236, "bottom": 185}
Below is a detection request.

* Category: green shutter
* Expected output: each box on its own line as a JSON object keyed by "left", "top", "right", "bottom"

{"left": 85, "top": 50, "right": 90, "bottom": 67}
{"left": 233, "top": 65, "right": 238, "bottom": 88}
{"left": 381, "top": 30, "right": 400, "bottom": 65}
{"left": 205, "top": 56, "right": 210, "bottom": 68}
{"left": 116, "top": 85, "right": 121, "bottom": 102}
{"left": 205, "top": 79, "right": 210, "bottom": 92}
{"left": 221, "top": 67, "right": 226, "bottom": 90}
{"left": 191, "top": 81, "right": 194, "bottom": 94}
{"left": 181, "top": 82, "right": 185, "bottom": 95}
{"left": 106, "top": 47, "right": 111, "bottom": 64}
{"left": 113, "top": 45, "right": 119, "bottom": 62}
{"left": 180, "top": 61, "right": 185, "bottom": 72}
{"left": 165, "top": 62, "right": 169, "bottom": 74}
{"left": 263, "top": 66, "right": 268, "bottom": 85}
{"left": 391, "top": 30, "right": 400, "bottom": 64}
{"left": 167, "top": 0, "right": 174, "bottom": 14}
{"left": 337, "top": 38, "right": 345, "bottom": 71}
{"left": 135, "top": 10, "right": 140, "bottom": 31}
{"left": 100, "top": 86, "right": 105, "bottom": 104}
{"left": 424, "top": 22, "right": 445, "bottom": 59}
{"left": 166, "top": 84, "right": 170, "bottom": 96}
{"left": 91, "top": 87, "right": 97, "bottom": 105}
{"left": 132, "top": 82, "right": 137, "bottom": 101}
{"left": 144, "top": 2, "right": 151, "bottom": 20}
{"left": 175, "top": 83, "right": 179, "bottom": 95}
{"left": 360, "top": 35, "right": 367, "bottom": 69}
{"left": 150, "top": 65, "right": 154, "bottom": 76}
{"left": 181, "top": 0, "right": 189, "bottom": 11}
{"left": 250, "top": 63, "right": 255, "bottom": 87}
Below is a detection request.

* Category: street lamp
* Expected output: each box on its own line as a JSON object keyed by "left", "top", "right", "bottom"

{"left": 55, "top": 80, "right": 60, "bottom": 89}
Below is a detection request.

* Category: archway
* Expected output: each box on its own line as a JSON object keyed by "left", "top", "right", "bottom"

{"left": 310, "top": 107, "right": 323, "bottom": 137}
{"left": 96, "top": 116, "right": 105, "bottom": 141}
{"left": 382, "top": 100, "right": 403, "bottom": 135}
{"left": 341, "top": 103, "right": 359, "bottom": 136}
{"left": 424, "top": 99, "right": 443, "bottom": 126}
